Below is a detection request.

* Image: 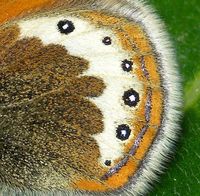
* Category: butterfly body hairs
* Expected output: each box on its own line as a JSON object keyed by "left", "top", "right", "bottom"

{"left": 0, "top": 0, "right": 182, "bottom": 195}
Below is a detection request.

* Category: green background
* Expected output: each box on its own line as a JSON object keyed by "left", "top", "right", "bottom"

{"left": 148, "top": 0, "right": 200, "bottom": 195}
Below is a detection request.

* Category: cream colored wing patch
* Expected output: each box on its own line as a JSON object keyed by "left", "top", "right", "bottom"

{"left": 19, "top": 16, "right": 143, "bottom": 166}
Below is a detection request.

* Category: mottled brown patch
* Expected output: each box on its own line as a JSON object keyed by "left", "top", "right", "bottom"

{"left": 0, "top": 26, "right": 20, "bottom": 58}
{"left": 0, "top": 25, "right": 106, "bottom": 189}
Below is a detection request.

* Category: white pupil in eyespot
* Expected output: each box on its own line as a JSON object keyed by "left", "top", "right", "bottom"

{"left": 125, "top": 63, "right": 130, "bottom": 68}
{"left": 129, "top": 95, "right": 136, "bottom": 102}
{"left": 121, "top": 130, "right": 127, "bottom": 137}
{"left": 62, "top": 24, "right": 69, "bottom": 30}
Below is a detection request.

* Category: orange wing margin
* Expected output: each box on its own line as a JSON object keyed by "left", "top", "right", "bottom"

{"left": 0, "top": 0, "right": 64, "bottom": 24}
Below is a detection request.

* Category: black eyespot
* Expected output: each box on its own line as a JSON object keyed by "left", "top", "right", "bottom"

{"left": 102, "top": 36, "right": 112, "bottom": 45}
{"left": 116, "top": 124, "right": 131, "bottom": 141}
{"left": 121, "top": 59, "right": 133, "bottom": 72}
{"left": 105, "top": 160, "right": 112, "bottom": 166}
{"left": 57, "top": 20, "right": 75, "bottom": 34}
{"left": 123, "top": 89, "right": 140, "bottom": 107}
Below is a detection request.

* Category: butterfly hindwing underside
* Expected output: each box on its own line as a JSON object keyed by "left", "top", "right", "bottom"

{"left": 0, "top": 0, "right": 182, "bottom": 195}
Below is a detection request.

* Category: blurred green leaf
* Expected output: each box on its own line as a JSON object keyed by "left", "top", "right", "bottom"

{"left": 148, "top": 0, "right": 200, "bottom": 195}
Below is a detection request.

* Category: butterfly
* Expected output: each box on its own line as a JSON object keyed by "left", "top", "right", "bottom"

{"left": 0, "top": 0, "right": 182, "bottom": 195}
